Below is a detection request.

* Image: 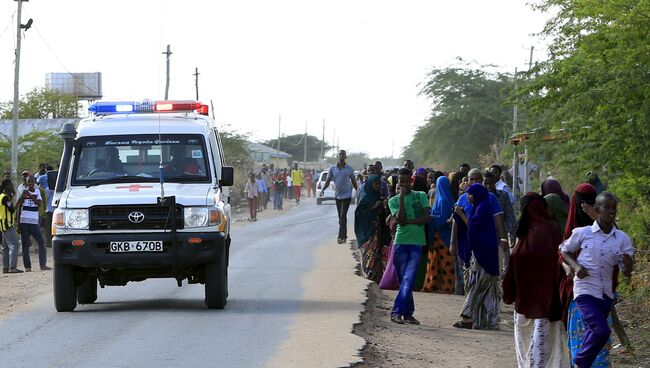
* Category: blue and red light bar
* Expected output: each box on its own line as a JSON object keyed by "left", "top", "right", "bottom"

{"left": 89, "top": 100, "right": 209, "bottom": 116}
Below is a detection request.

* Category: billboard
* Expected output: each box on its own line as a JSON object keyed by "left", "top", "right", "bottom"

{"left": 45, "top": 72, "right": 102, "bottom": 99}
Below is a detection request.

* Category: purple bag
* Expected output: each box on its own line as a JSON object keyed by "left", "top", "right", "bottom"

{"left": 378, "top": 240, "right": 399, "bottom": 290}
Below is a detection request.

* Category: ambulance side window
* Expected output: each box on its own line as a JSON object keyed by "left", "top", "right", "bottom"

{"left": 208, "top": 131, "right": 220, "bottom": 182}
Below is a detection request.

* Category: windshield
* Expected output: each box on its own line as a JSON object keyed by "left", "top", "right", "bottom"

{"left": 71, "top": 134, "right": 211, "bottom": 186}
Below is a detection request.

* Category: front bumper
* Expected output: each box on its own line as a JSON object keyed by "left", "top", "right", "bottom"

{"left": 53, "top": 232, "right": 226, "bottom": 269}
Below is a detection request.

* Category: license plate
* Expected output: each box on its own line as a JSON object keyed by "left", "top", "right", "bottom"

{"left": 109, "top": 241, "right": 163, "bottom": 253}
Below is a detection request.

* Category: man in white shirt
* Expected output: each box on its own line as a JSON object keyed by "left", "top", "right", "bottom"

{"left": 560, "top": 192, "right": 634, "bottom": 368}
{"left": 490, "top": 164, "right": 515, "bottom": 204}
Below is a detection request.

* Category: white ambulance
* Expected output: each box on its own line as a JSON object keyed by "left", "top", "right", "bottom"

{"left": 51, "top": 100, "right": 233, "bottom": 312}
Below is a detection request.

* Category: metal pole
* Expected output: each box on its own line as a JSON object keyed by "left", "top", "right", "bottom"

{"left": 193, "top": 67, "right": 199, "bottom": 100}
{"left": 11, "top": 0, "right": 24, "bottom": 181}
{"left": 303, "top": 121, "right": 307, "bottom": 163}
{"left": 512, "top": 67, "right": 518, "bottom": 133}
{"left": 320, "top": 119, "right": 324, "bottom": 165}
{"left": 528, "top": 46, "right": 534, "bottom": 71}
{"left": 512, "top": 148, "right": 518, "bottom": 199}
{"left": 523, "top": 145, "right": 529, "bottom": 194}
{"left": 277, "top": 114, "right": 281, "bottom": 153}
{"left": 162, "top": 45, "right": 172, "bottom": 99}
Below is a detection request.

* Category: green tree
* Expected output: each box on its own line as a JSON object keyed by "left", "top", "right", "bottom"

{"left": 219, "top": 128, "right": 250, "bottom": 168}
{"left": 0, "top": 87, "right": 81, "bottom": 119}
{"left": 517, "top": 0, "right": 650, "bottom": 245}
{"left": 0, "top": 130, "right": 64, "bottom": 174}
{"left": 404, "top": 63, "right": 514, "bottom": 170}
{"left": 264, "top": 134, "right": 331, "bottom": 163}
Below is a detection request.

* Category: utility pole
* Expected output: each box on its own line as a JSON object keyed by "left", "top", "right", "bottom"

{"left": 162, "top": 44, "right": 172, "bottom": 99}
{"left": 277, "top": 114, "right": 281, "bottom": 154}
{"left": 320, "top": 119, "right": 325, "bottom": 166}
{"left": 11, "top": 0, "right": 27, "bottom": 181}
{"left": 193, "top": 67, "right": 200, "bottom": 100}
{"left": 332, "top": 128, "right": 336, "bottom": 156}
{"left": 303, "top": 120, "right": 307, "bottom": 164}
{"left": 512, "top": 67, "right": 519, "bottom": 200}
{"left": 528, "top": 46, "right": 534, "bottom": 71}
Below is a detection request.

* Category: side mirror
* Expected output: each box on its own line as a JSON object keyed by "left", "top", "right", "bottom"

{"left": 47, "top": 171, "right": 58, "bottom": 190}
{"left": 220, "top": 166, "right": 234, "bottom": 187}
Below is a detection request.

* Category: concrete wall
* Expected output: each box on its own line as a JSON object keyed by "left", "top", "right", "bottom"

{"left": 0, "top": 119, "right": 78, "bottom": 138}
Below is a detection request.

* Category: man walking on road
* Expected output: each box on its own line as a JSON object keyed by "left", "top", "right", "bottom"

{"left": 291, "top": 162, "right": 303, "bottom": 205}
{"left": 320, "top": 150, "right": 357, "bottom": 244}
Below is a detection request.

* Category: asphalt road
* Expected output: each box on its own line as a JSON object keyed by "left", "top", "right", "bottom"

{"left": 0, "top": 200, "right": 362, "bottom": 368}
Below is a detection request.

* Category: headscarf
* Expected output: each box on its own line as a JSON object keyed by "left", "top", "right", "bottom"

{"left": 503, "top": 193, "right": 562, "bottom": 320}
{"left": 354, "top": 175, "right": 381, "bottom": 246}
{"left": 563, "top": 183, "right": 597, "bottom": 240}
{"left": 466, "top": 183, "right": 499, "bottom": 276}
{"left": 429, "top": 176, "right": 453, "bottom": 246}
{"left": 544, "top": 193, "right": 568, "bottom": 235}
{"left": 558, "top": 183, "right": 598, "bottom": 324}
{"left": 449, "top": 171, "right": 465, "bottom": 203}
{"left": 541, "top": 179, "right": 570, "bottom": 208}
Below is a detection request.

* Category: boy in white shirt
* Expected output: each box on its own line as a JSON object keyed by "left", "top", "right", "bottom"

{"left": 560, "top": 192, "right": 634, "bottom": 368}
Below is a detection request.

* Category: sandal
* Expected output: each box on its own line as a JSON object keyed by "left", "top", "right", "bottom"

{"left": 453, "top": 320, "right": 473, "bottom": 329}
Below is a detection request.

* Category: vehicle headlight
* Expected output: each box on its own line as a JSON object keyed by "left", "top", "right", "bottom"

{"left": 53, "top": 209, "right": 89, "bottom": 230}
{"left": 184, "top": 207, "right": 209, "bottom": 228}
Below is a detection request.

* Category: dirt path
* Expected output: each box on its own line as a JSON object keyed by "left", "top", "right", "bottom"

{"left": 353, "top": 283, "right": 517, "bottom": 368}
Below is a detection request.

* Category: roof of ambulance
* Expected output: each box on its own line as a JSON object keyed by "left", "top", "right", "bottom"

{"left": 76, "top": 113, "right": 214, "bottom": 137}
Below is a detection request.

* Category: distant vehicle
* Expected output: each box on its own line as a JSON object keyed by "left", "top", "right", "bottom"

{"left": 316, "top": 170, "right": 356, "bottom": 205}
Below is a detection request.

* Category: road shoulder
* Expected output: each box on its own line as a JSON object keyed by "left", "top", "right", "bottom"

{"left": 266, "top": 241, "right": 369, "bottom": 368}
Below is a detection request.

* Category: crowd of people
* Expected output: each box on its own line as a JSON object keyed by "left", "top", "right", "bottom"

{"left": 243, "top": 163, "right": 319, "bottom": 222}
{"left": 1, "top": 163, "right": 55, "bottom": 274}
{"left": 347, "top": 156, "right": 635, "bottom": 368}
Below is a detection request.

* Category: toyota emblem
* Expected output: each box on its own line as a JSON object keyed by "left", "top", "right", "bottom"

{"left": 128, "top": 211, "right": 145, "bottom": 224}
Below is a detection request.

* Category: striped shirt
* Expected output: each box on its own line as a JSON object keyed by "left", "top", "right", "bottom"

{"left": 19, "top": 188, "right": 41, "bottom": 225}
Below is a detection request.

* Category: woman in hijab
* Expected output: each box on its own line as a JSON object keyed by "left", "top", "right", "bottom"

{"left": 422, "top": 176, "right": 455, "bottom": 293}
{"left": 449, "top": 171, "right": 465, "bottom": 203}
{"left": 560, "top": 183, "right": 612, "bottom": 367}
{"left": 503, "top": 193, "right": 569, "bottom": 367}
{"left": 541, "top": 179, "right": 570, "bottom": 209}
{"left": 355, "top": 175, "right": 385, "bottom": 282}
{"left": 544, "top": 193, "right": 568, "bottom": 235}
{"left": 453, "top": 183, "right": 500, "bottom": 329}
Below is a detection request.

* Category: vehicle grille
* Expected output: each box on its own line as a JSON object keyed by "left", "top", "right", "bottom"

{"left": 90, "top": 205, "right": 184, "bottom": 230}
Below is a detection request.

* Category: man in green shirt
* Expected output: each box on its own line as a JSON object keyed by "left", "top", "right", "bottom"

{"left": 388, "top": 167, "right": 430, "bottom": 325}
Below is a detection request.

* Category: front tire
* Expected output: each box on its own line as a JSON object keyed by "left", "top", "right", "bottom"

{"left": 54, "top": 262, "right": 77, "bottom": 312}
{"left": 204, "top": 251, "right": 228, "bottom": 309}
{"left": 316, "top": 198, "right": 322, "bottom": 205}
{"left": 77, "top": 275, "right": 98, "bottom": 304}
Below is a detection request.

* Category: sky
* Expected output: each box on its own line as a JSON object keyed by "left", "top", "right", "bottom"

{"left": 0, "top": 0, "right": 550, "bottom": 159}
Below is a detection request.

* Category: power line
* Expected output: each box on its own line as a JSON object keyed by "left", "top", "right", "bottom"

{"left": 0, "top": 11, "right": 16, "bottom": 40}
{"left": 22, "top": 9, "right": 100, "bottom": 96}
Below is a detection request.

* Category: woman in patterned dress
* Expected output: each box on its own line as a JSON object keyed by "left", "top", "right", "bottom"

{"left": 422, "top": 175, "right": 455, "bottom": 293}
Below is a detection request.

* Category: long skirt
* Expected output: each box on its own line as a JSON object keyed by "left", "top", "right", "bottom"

{"left": 514, "top": 312, "right": 571, "bottom": 367}
{"left": 460, "top": 257, "right": 500, "bottom": 330}
{"left": 422, "top": 233, "right": 455, "bottom": 293}
{"left": 567, "top": 300, "right": 611, "bottom": 367}
{"left": 360, "top": 232, "right": 384, "bottom": 283}
{"left": 379, "top": 240, "right": 399, "bottom": 290}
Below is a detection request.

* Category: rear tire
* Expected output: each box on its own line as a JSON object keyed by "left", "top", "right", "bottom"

{"left": 54, "top": 262, "right": 77, "bottom": 312}
{"left": 204, "top": 250, "right": 228, "bottom": 309}
{"left": 77, "top": 275, "right": 98, "bottom": 304}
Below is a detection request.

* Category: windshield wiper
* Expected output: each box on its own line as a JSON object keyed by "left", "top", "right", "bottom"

{"left": 85, "top": 175, "right": 156, "bottom": 188}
